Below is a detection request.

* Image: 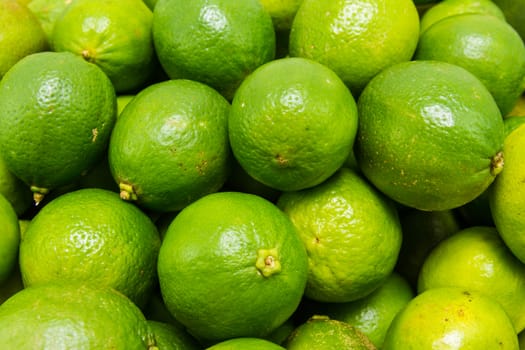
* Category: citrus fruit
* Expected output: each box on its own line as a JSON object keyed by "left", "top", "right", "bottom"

{"left": 491, "top": 0, "right": 525, "bottom": 41}
{"left": 19, "top": 188, "right": 161, "bottom": 308}
{"left": 259, "top": 0, "right": 303, "bottom": 31}
{"left": 355, "top": 60, "right": 505, "bottom": 211}
{"left": 27, "top": 0, "right": 72, "bottom": 42}
{"left": 504, "top": 116, "right": 525, "bottom": 137}
{"left": 490, "top": 122, "right": 525, "bottom": 263}
{"left": 317, "top": 272, "right": 415, "bottom": 348}
{"left": 206, "top": 338, "right": 286, "bottom": 350}
{"left": 143, "top": 0, "right": 156, "bottom": 10}
{"left": 109, "top": 79, "right": 231, "bottom": 213}
{"left": 152, "top": 0, "right": 275, "bottom": 100}
{"left": 285, "top": 315, "right": 376, "bottom": 350}
{"left": 509, "top": 94, "right": 525, "bottom": 117}
{"left": 147, "top": 320, "right": 200, "bottom": 350}
{"left": 0, "top": 155, "right": 32, "bottom": 216}
{"left": 51, "top": 0, "right": 155, "bottom": 93}
{"left": 395, "top": 208, "right": 460, "bottom": 287}
{"left": 277, "top": 167, "right": 403, "bottom": 302}
{"left": 117, "top": 94, "right": 136, "bottom": 116}
{"left": 419, "top": 0, "right": 506, "bottom": 34}
{"left": 418, "top": 226, "right": 525, "bottom": 332}
{"left": 0, "top": 282, "right": 157, "bottom": 348}
{"left": 0, "top": 194, "right": 19, "bottom": 284}
{"left": 157, "top": 191, "right": 308, "bottom": 343}
{"left": 0, "top": 51, "right": 116, "bottom": 204}
{"left": 229, "top": 57, "right": 358, "bottom": 192}
{"left": 382, "top": 287, "right": 519, "bottom": 349}
{"left": 0, "top": 0, "right": 47, "bottom": 79}
{"left": 289, "top": 0, "right": 420, "bottom": 95}
{"left": 414, "top": 13, "right": 525, "bottom": 117}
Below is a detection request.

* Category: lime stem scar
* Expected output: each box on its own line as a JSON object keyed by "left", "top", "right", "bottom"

{"left": 119, "top": 182, "right": 138, "bottom": 201}
{"left": 256, "top": 248, "right": 281, "bottom": 277}
{"left": 490, "top": 151, "right": 504, "bottom": 176}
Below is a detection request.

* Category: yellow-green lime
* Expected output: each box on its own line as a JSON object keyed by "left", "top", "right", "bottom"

{"left": 157, "top": 191, "right": 308, "bottom": 343}
{"left": 0, "top": 282, "right": 156, "bottom": 348}
{"left": 0, "top": 155, "right": 32, "bottom": 216}
{"left": 289, "top": 0, "right": 420, "bottom": 95}
{"left": 229, "top": 57, "right": 358, "bottom": 192}
{"left": 285, "top": 315, "right": 376, "bottom": 350}
{"left": 27, "top": 0, "right": 72, "bottom": 42}
{"left": 355, "top": 60, "right": 505, "bottom": 211}
{"left": 147, "top": 320, "right": 200, "bottom": 350}
{"left": 395, "top": 208, "right": 460, "bottom": 287}
{"left": 418, "top": 226, "right": 525, "bottom": 332}
{"left": 419, "top": 0, "right": 505, "bottom": 34}
{"left": 0, "top": 0, "right": 47, "bottom": 79}
{"left": 153, "top": 0, "right": 275, "bottom": 100}
{"left": 259, "top": 0, "right": 303, "bottom": 31}
{"left": 414, "top": 13, "right": 525, "bottom": 117}
{"left": 19, "top": 188, "right": 161, "bottom": 308}
{"left": 0, "top": 51, "right": 116, "bottom": 204}
{"left": 0, "top": 194, "right": 19, "bottom": 284}
{"left": 504, "top": 116, "right": 525, "bottom": 137}
{"left": 317, "top": 272, "right": 414, "bottom": 348}
{"left": 508, "top": 93, "right": 525, "bottom": 117}
{"left": 206, "top": 338, "right": 286, "bottom": 350}
{"left": 277, "top": 167, "right": 402, "bottom": 302}
{"left": 382, "top": 287, "right": 519, "bottom": 349}
{"left": 109, "top": 79, "right": 231, "bottom": 213}
{"left": 490, "top": 122, "right": 525, "bottom": 263}
{"left": 51, "top": 0, "right": 155, "bottom": 93}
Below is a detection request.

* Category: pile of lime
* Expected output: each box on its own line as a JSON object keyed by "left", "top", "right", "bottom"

{"left": 0, "top": 0, "right": 524, "bottom": 348}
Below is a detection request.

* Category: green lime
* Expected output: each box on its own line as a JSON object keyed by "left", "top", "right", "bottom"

{"left": 229, "top": 57, "right": 358, "bottom": 192}
{"left": 27, "top": 0, "right": 72, "bottom": 42}
{"left": 153, "top": 0, "right": 275, "bottom": 100}
{"left": 0, "top": 194, "right": 19, "bottom": 284}
{"left": 277, "top": 167, "right": 402, "bottom": 302}
{"left": 383, "top": 287, "right": 519, "bottom": 349}
{"left": 157, "top": 191, "right": 308, "bottom": 343}
{"left": 289, "top": 0, "right": 419, "bottom": 95}
{"left": 490, "top": 122, "right": 525, "bottom": 263}
{"left": 259, "top": 0, "right": 303, "bottom": 31}
{"left": 206, "top": 338, "right": 286, "bottom": 350}
{"left": 0, "top": 51, "right": 116, "bottom": 204}
{"left": 419, "top": 0, "right": 506, "bottom": 34}
{"left": 286, "top": 315, "right": 376, "bottom": 350}
{"left": 355, "top": 60, "right": 505, "bottom": 211}
{"left": 19, "top": 188, "right": 161, "bottom": 308}
{"left": 109, "top": 79, "right": 231, "bottom": 213}
{"left": 415, "top": 13, "right": 525, "bottom": 117}
{"left": 148, "top": 320, "right": 200, "bottom": 350}
{"left": 0, "top": 282, "right": 156, "bottom": 348}
{"left": 418, "top": 226, "right": 525, "bottom": 332}
{"left": 0, "top": 0, "right": 47, "bottom": 79}
{"left": 51, "top": 0, "right": 155, "bottom": 93}
{"left": 0, "top": 155, "right": 32, "bottom": 216}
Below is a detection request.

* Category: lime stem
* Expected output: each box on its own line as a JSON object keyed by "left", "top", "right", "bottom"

{"left": 119, "top": 182, "right": 138, "bottom": 201}
{"left": 30, "top": 186, "right": 49, "bottom": 206}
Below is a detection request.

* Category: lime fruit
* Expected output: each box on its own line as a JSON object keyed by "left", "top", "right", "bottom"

{"left": 0, "top": 282, "right": 156, "bottom": 348}
{"left": 0, "top": 155, "right": 32, "bottom": 216}
{"left": 157, "top": 191, "right": 308, "bottom": 343}
{"left": 0, "top": 0, "right": 47, "bottom": 79}
{"left": 414, "top": 13, "right": 525, "bottom": 117}
{"left": 0, "top": 51, "right": 116, "bottom": 204}
{"left": 419, "top": 0, "right": 505, "bottom": 34}
{"left": 286, "top": 315, "right": 376, "bottom": 350}
{"left": 318, "top": 272, "right": 414, "bottom": 348}
{"left": 19, "top": 188, "right": 161, "bottom": 308}
{"left": 277, "top": 167, "right": 402, "bottom": 302}
{"left": 27, "top": 0, "right": 72, "bottom": 42}
{"left": 418, "top": 226, "right": 525, "bottom": 332}
{"left": 109, "top": 79, "right": 231, "bottom": 213}
{"left": 395, "top": 208, "right": 460, "bottom": 287}
{"left": 148, "top": 320, "right": 200, "bottom": 350}
{"left": 382, "top": 287, "right": 519, "bottom": 349}
{"left": 259, "top": 0, "right": 303, "bottom": 31}
{"left": 289, "top": 0, "right": 420, "bottom": 95}
{"left": 206, "top": 338, "right": 286, "bottom": 350}
{"left": 229, "top": 57, "right": 358, "bottom": 192}
{"left": 51, "top": 0, "right": 155, "bottom": 93}
{"left": 0, "top": 194, "right": 19, "bottom": 284}
{"left": 355, "top": 60, "right": 505, "bottom": 211}
{"left": 152, "top": 0, "right": 275, "bottom": 100}
{"left": 490, "top": 122, "right": 525, "bottom": 263}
